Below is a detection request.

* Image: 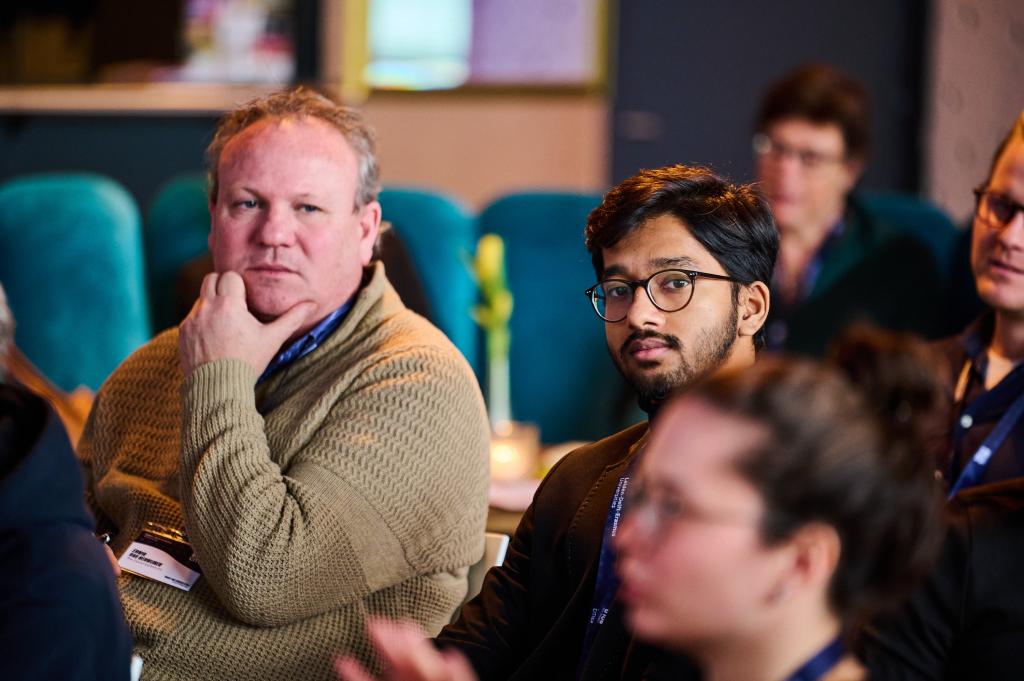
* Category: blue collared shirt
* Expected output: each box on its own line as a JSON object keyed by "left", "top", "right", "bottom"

{"left": 257, "top": 300, "right": 353, "bottom": 383}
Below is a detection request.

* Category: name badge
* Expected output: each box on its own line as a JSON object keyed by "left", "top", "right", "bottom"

{"left": 118, "top": 523, "right": 202, "bottom": 591}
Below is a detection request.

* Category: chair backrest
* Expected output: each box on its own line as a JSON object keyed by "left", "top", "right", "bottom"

{"left": 0, "top": 173, "right": 150, "bottom": 391}
{"left": 479, "top": 192, "right": 637, "bottom": 444}
{"left": 463, "top": 532, "right": 510, "bottom": 609}
{"left": 145, "top": 173, "right": 211, "bottom": 332}
{"left": 858, "top": 191, "right": 961, "bottom": 276}
{"left": 379, "top": 187, "right": 479, "bottom": 371}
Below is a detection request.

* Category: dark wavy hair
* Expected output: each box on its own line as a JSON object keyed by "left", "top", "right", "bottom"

{"left": 755, "top": 63, "right": 871, "bottom": 161}
{"left": 584, "top": 164, "right": 778, "bottom": 349}
{"left": 691, "top": 327, "right": 945, "bottom": 630}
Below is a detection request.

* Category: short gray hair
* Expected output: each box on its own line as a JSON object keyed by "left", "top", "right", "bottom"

{"left": 206, "top": 86, "right": 380, "bottom": 210}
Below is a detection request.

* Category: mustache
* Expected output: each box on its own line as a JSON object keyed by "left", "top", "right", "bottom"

{"left": 619, "top": 330, "right": 681, "bottom": 360}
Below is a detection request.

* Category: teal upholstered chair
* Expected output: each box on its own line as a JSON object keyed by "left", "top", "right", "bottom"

{"left": 0, "top": 173, "right": 151, "bottom": 391}
{"left": 479, "top": 192, "right": 639, "bottom": 444}
{"left": 379, "top": 187, "right": 479, "bottom": 372}
{"left": 145, "top": 173, "right": 211, "bottom": 332}
{"left": 859, "top": 191, "right": 960, "bottom": 277}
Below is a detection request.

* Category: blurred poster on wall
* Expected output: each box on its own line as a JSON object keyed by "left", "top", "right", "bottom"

{"left": 364, "top": 0, "right": 604, "bottom": 91}
{"left": 177, "top": 0, "right": 295, "bottom": 83}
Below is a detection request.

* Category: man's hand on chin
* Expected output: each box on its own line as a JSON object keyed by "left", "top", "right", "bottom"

{"left": 178, "top": 271, "right": 317, "bottom": 378}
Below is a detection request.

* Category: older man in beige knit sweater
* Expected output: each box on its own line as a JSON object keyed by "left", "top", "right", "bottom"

{"left": 77, "top": 88, "right": 490, "bottom": 681}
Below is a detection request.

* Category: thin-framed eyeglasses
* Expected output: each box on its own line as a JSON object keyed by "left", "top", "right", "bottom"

{"left": 622, "top": 480, "right": 760, "bottom": 541}
{"left": 584, "top": 269, "right": 742, "bottom": 323}
{"left": 974, "top": 186, "right": 1024, "bottom": 228}
{"left": 752, "top": 133, "right": 846, "bottom": 170}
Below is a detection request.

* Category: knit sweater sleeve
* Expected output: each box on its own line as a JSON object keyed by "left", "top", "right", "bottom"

{"left": 178, "top": 345, "right": 490, "bottom": 628}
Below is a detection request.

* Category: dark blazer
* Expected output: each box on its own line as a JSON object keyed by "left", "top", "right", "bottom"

{"left": 768, "top": 195, "right": 946, "bottom": 357}
{"left": 862, "top": 479, "right": 1024, "bottom": 680}
{"left": 0, "top": 383, "right": 132, "bottom": 680}
{"left": 436, "top": 422, "right": 698, "bottom": 681}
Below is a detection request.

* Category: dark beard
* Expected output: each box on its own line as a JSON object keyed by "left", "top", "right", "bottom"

{"left": 611, "top": 301, "right": 739, "bottom": 413}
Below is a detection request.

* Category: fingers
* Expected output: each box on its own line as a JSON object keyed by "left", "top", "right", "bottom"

{"left": 365, "top": 618, "right": 451, "bottom": 681}
{"left": 335, "top": 657, "right": 376, "bottom": 681}
{"left": 199, "top": 272, "right": 219, "bottom": 300}
{"left": 199, "top": 271, "right": 247, "bottom": 300}
{"left": 104, "top": 544, "right": 122, "bottom": 577}
{"left": 440, "top": 651, "right": 477, "bottom": 681}
{"left": 217, "top": 270, "right": 246, "bottom": 298}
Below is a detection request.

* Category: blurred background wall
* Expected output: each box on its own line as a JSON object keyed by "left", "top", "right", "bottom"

{"left": 924, "top": 0, "right": 1024, "bottom": 222}
{"left": 1, "top": 0, "right": 1022, "bottom": 212}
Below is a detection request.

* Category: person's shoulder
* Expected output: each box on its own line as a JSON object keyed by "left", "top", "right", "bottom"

{"left": 351, "top": 289, "right": 478, "bottom": 390}
{"left": 950, "top": 479, "right": 1024, "bottom": 526}
{"left": 541, "top": 422, "right": 649, "bottom": 488}
{"left": 91, "top": 328, "right": 182, "bottom": 415}
{"left": 104, "top": 328, "right": 179, "bottom": 382}
{"left": 350, "top": 268, "right": 464, "bottom": 359}
{"left": 846, "top": 195, "right": 941, "bottom": 257}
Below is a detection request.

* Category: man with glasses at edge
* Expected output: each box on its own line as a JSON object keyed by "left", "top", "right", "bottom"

{"left": 432, "top": 164, "right": 777, "bottom": 681}
{"left": 863, "top": 112, "right": 1024, "bottom": 681}
{"left": 929, "top": 110, "right": 1024, "bottom": 494}
{"left": 753, "top": 63, "right": 944, "bottom": 355}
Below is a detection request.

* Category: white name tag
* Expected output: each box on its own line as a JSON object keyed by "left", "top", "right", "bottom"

{"left": 118, "top": 528, "right": 202, "bottom": 591}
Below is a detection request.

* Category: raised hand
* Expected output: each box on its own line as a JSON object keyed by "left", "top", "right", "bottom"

{"left": 178, "top": 271, "right": 316, "bottom": 377}
{"left": 335, "top": 618, "right": 478, "bottom": 681}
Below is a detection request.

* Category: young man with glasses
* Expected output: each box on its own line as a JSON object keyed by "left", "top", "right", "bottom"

{"left": 864, "top": 113, "right": 1024, "bottom": 681}
{"left": 432, "top": 164, "right": 776, "bottom": 681}
{"left": 753, "top": 63, "right": 944, "bottom": 355}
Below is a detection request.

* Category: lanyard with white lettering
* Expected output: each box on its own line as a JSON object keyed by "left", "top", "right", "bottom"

{"left": 948, "top": 360, "right": 1024, "bottom": 498}
{"left": 577, "top": 472, "right": 630, "bottom": 678}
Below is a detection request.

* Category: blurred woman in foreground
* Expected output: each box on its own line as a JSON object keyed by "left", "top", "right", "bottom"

{"left": 616, "top": 330, "right": 945, "bottom": 681}
{"left": 339, "top": 330, "right": 945, "bottom": 681}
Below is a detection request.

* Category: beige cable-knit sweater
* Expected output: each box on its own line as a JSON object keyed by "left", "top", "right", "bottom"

{"left": 78, "top": 264, "right": 490, "bottom": 681}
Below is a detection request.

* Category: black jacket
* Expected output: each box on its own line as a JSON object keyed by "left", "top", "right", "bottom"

{"left": 436, "top": 422, "right": 699, "bottom": 681}
{"left": 767, "top": 196, "right": 946, "bottom": 356}
{"left": 862, "top": 479, "right": 1024, "bottom": 680}
{"left": 0, "top": 383, "right": 132, "bottom": 680}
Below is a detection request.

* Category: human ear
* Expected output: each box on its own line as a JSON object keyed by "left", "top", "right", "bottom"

{"left": 737, "top": 281, "right": 771, "bottom": 340}
{"left": 357, "top": 200, "right": 382, "bottom": 266}
{"left": 761, "top": 520, "right": 839, "bottom": 606}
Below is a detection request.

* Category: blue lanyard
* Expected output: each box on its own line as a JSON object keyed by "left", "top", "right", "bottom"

{"left": 949, "top": 389, "right": 1024, "bottom": 497}
{"left": 577, "top": 472, "right": 630, "bottom": 678}
{"left": 785, "top": 635, "right": 845, "bottom": 681}
{"left": 948, "top": 361, "right": 1024, "bottom": 498}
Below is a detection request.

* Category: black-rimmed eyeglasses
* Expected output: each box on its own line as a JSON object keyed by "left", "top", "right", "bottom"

{"left": 974, "top": 186, "right": 1024, "bottom": 228}
{"left": 584, "top": 269, "right": 742, "bottom": 323}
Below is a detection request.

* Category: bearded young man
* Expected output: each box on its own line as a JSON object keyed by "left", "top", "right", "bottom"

{"left": 433, "top": 164, "right": 778, "bottom": 681}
